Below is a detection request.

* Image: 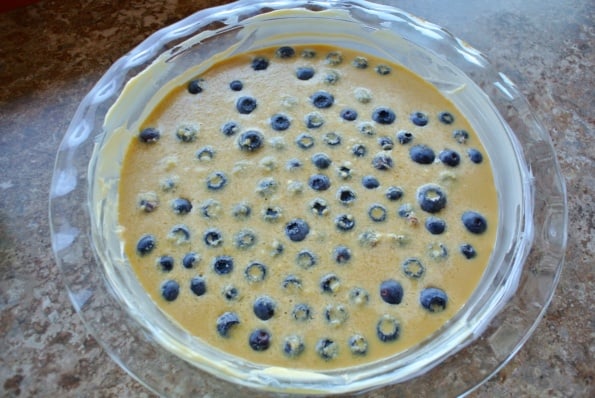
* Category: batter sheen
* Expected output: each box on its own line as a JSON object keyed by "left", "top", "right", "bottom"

{"left": 118, "top": 45, "right": 498, "bottom": 370}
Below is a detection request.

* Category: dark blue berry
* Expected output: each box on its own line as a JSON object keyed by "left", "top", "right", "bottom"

{"left": 234, "top": 229, "right": 257, "bottom": 250}
{"left": 236, "top": 96, "right": 257, "bottom": 114}
{"left": 372, "top": 152, "right": 393, "bottom": 170}
{"left": 222, "top": 285, "right": 239, "bottom": 300}
{"left": 310, "top": 91, "right": 334, "bottom": 108}
{"left": 340, "top": 108, "right": 358, "bottom": 121}
{"left": 238, "top": 130, "right": 264, "bottom": 152}
{"left": 296, "top": 66, "right": 315, "bottom": 80}
{"left": 282, "top": 275, "right": 302, "bottom": 290}
{"left": 362, "top": 175, "right": 380, "bottom": 189}
{"left": 136, "top": 234, "right": 156, "bottom": 256}
{"left": 203, "top": 228, "right": 223, "bottom": 247}
{"left": 206, "top": 171, "right": 227, "bottom": 190}
{"left": 410, "top": 111, "right": 429, "bottom": 126}
{"left": 320, "top": 273, "right": 341, "bottom": 294}
{"left": 417, "top": 184, "right": 447, "bottom": 213}
{"left": 308, "top": 174, "right": 331, "bottom": 191}
{"left": 253, "top": 296, "right": 276, "bottom": 320}
{"left": 270, "top": 113, "right": 291, "bottom": 131}
{"left": 380, "top": 279, "right": 403, "bottom": 304}
{"left": 460, "top": 243, "right": 477, "bottom": 259}
{"left": 292, "top": 303, "right": 312, "bottom": 321}
{"left": 187, "top": 79, "right": 203, "bottom": 94}
{"left": 439, "top": 149, "right": 461, "bottom": 167}
{"left": 139, "top": 127, "right": 160, "bottom": 143}
{"left": 337, "top": 186, "right": 356, "bottom": 205}
{"left": 453, "top": 129, "right": 469, "bottom": 144}
{"left": 221, "top": 121, "right": 240, "bottom": 136}
{"left": 316, "top": 338, "right": 338, "bottom": 360}
{"left": 283, "top": 335, "right": 305, "bottom": 358}
{"left": 352, "top": 144, "right": 367, "bottom": 157}
{"left": 323, "top": 132, "right": 341, "bottom": 146}
{"left": 396, "top": 130, "right": 413, "bottom": 145}
{"left": 425, "top": 216, "right": 446, "bottom": 234}
{"left": 175, "top": 124, "right": 198, "bottom": 142}
{"left": 296, "top": 249, "right": 317, "bottom": 269}
{"left": 378, "top": 136, "right": 394, "bottom": 150}
{"left": 251, "top": 56, "right": 269, "bottom": 70}
{"left": 375, "top": 64, "right": 391, "bottom": 75}
{"left": 438, "top": 111, "right": 455, "bottom": 124}
{"left": 190, "top": 276, "right": 206, "bottom": 296}
{"left": 256, "top": 178, "right": 278, "bottom": 198}
{"left": 285, "top": 218, "right": 310, "bottom": 242}
{"left": 335, "top": 214, "right": 355, "bottom": 231}
{"left": 333, "top": 245, "right": 351, "bottom": 264}
{"left": 182, "top": 252, "right": 199, "bottom": 269}
{"left": 385, "top": 186, "right": 404, "bottom": 201}
{"left": 276, "top": 46, "right": 295, "bottom": 58}
{"left": 212, "top": 255, "right": 233, "bottom": 275}
{"left": 157, "top": 255, "right": 174, "bottom": 272}
{"left": 402, "top": 257, "right": 425, "bottom": 279}
{"left": 468, "top": 148, "right": 484, "bottom": 164}
{"left": 462, "top": 211, "right": 487, "bottom": 234}
{"left": 232, "top": 202, "right": 251, "bottom": 219}
{"left": 161, "top": 280, "right": 180, "bottom": 301}
{"left": 420, "top": 287, "right": 448, "bottom": 312}
{"left": 368, "top": 204, "right": 387, "bottom": 222}
{"left": 229, "top": 80, "right": 243, "bottom": 91}
{"left": 216, "top": 312, "right": 240, "bottom": 337}
{"left": 286, "top": 158, "right": 302, "bottom": 171}
{"left": 249, "top": 329, "right": 272, "bottom": 351}
{"left": 349, "top": 334, "right": 368, "bottom": 356}
{"left": 372, "top": 107, "right": 396, "bottom": 124}
{"left": 410, "top": 145, "right": 436, "bottom": 164}
{"left": 352, "top": 56, "right": 368, "bottom": 69}
{"left": 296, "top": 133, "right": 315, "bottom": 149}
{"left": 376, "top": 315, "right": 400, "bottom": 342}
{"left": 398, "top": 203, "right": 414, "bottom": 218}
{"left": 310, "top": 198, "right": 328, "bottom": 216}
{"left": 262, "top": 206, "right": 282, "bottom": 222}
{"left": 172, "top": 198, "right": 192, "bottom": 214}
{"left": 312, "top": 153, "right": 332, "bottom": 169}
{"left": 196, "top": 146, "right": 215, "bottom": 161}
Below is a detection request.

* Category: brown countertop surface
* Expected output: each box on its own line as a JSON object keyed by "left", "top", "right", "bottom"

{"left": 0, "top": 0, "right": 592, "bottom": 397}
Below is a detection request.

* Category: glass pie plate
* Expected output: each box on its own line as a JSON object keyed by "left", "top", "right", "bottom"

{"left": 49, "top": 0, "right": 568, "bottom": 396}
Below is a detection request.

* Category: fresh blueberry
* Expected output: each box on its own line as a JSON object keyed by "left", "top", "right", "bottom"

{"left": 308, "top": 174, "right": 331, "bottom": 191}
{"left": 352, "top": 144, "right": 367, "bottom": 157}
{"left": 253, "top": 296, "right": 276, "bottom": 320}
{"left": 417, "top": 184, "right": 447, "bottom": 213}
{"left": 375, "top": 64, "right": 391, "bottom": 75}
{"left": 296, "top": 249, "right": 317, "bottom": 269}
{"left": 206, "top": 171, "right": 227, "bottom": 190}
{"left": 286, "top": 158, "right": 302, "bottom": 171}
{"left": 270, "top": 113, "right": 291, "bottom": 131}
{"left": 212, "top": 255, "right": 233, "bottom": 275}
{"left": 420, "top": 287, "right": 448, "bottom": 312}
{"left": 203, "top": 228, "right": 223, "bottom": 247}
{"left": 238, "top": 130, "right": 264, "bottom": 152}
{"left": 340, "top": 108, "right": 358, "bottom": 121}
{"left": 296, "top": 66, "right": 315, "bottom": 80}
{"left": 251, "top": 56, "right": 269, "bottom": 70}
{"left": 249, "top": 328, "right": 272, "bottom": 351}
{"left": 312, "top": 153, "right": 332, "bottom": 169}
{"left": 196, "top": 146, "right": 215, "bottom": 161}
{"left": 337, "top": 186, "right": 356, "bottom": 205}
{"left": 324, "top": 304, "right": 348, "bottom": 326}
{"left": 462, "top": 211, "right": 488, "bottom": 234}
{"left": 372, "top": 152, "right": 394, "bottom": 170}
{"left": 326, "top": 51, "right": 343, "bottom": 65}
{"left": 425, "top": 216, "right": 446, "bottom": 234}
{"left": 282, "top": 275, "right": 302, "bottom": 290}
{"left": 362, "top": 175, "right": 380, "bottom": 189}
{"left": 276, "top": 46, "right": 295, "bottom": 58}
{"left": 410, "top": 145, "right": 436, "bottom": 164}
{"left": 234, "top": 229, "right": 257, "bottom": 250}
{"left": 229, "top": 80, "right": 243, "bottom": 91}
{"left": 190, "top": 276, "right": 206, "bottom": 296}
{"left": 396, "top": 130, "right": 414, "bottom": 145}
{"left": 380, "top": 279, "right": 403, "bottom": 304}
{"left": 368, "top": 204, "right": 387, "bottom": 222}
{"left": 438, "top": 111, "right": 455, "bottom": 124}
{"left": 216, "top": 312, "right": 240, "bottom": 337}
{"left": 349, "top": 334, "right": 368, "bottom": 356}
{"left": 335, "top": 214, "right": 355, "bottom": 231}
{"left": 460, "top": 243, "right": 477, "bottom": 259}
{"left": 222, "top": 285, "right": 239, "bottom": 301}
{"left": 358, "top": 122, "right": 375, "bottom": 136}
{"left": 157, "top": 255, "right": 174, "bottom": 272}
{"left": 352, "top": 56, "right": 368, "bottom": 68}
{"left": 349, "top": 287, "right": 370, "bottom": 305}
{"left": 232, "top": 202, "right": 251, "bottom": 219}
{"left": 285, "top": 218, "right": 310, "bottom": 242}
{"left": 439, "top": 149, "right": 461, "bottom": 167}
{"left": 333, "top": 245, "right": 352, "bottom": 264}
{"left": 376, "top": 315, "right": 400, "bottom": 342}
{"left": 187, "top": 79, "right": 203, "bottom": 94}
{"left": 139, "top": 127, "right": 160, "bottom": 143}
{"left": 378, "top": 136, "right": 394, "bottom": 150}
{"left": 320, "top": 273, "right": 341, "bottom": 294}
{"left": 310, "top": 198, "right": 328, "bottom": 216}
{"left": 262, "top": 206, "right": 282, "bottom": 222}
{"left": 221, "top": 121, "right": 240, "bottom": 136}
{"left": 236, "top": 96, "right": 258, "bottom": 114}
{"left": 296, "top": 133, "right": 315, "bottom": 149}
{"left": 337, "top": 164, "right": 353, "bottom": 180}
{"left": 172, "top": 198, "right": 192, "bottom": 214}
{"left": 292, "top": 303, "right": 312, "bottom": 321}
{"left": 372, "top": 107, "right": 396, "bottom": 124}
{"left": 402, "top": 257, "right": 425, "bottom": 279}
{"left": 310, "top": 91, "right": 334, "bottom": 108}
{"left": 385, "top": 186, "right": 404, "bottom": 201}
{"left": 316, "top": 338, "right": 338, "bottom": 360}
{"left": 323, "top": 132, "right": 341, "bottom": 146}
{"left": 161, "top": 280, "right": 180, "bottom": 301}
{"left": 283, "top": 335, "right": 305, "bottom": 358}
{"left": 468, "top": 148, "right": 484, "bottom": 164}
{"left": 175, "top": 124, "right": 198, "bottom": 142}
{"left": 182, "top": 252, "right": 199, "bottom": 269}
{"left": 453, "top": 129, "right": 469, "bottom": 144}
{"left": 410, "top": 111, "right": 429, "bottom": 126}
{"left": 136, "top": 234, "right": 156, "bottom": 256}
{"left": 398, "top": 203, "right": 414, "bottom": 218}
{"left": 305, "top": 111, "right": 324, "bottom": 128}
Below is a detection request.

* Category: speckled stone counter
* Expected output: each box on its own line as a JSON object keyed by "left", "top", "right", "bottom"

{"left": 0, "top": 1, "right": 592, "bottom": 397}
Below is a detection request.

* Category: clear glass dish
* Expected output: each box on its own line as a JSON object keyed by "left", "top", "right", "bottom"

{"left": 49, "top": 1, "right": 567, "bottom": 396}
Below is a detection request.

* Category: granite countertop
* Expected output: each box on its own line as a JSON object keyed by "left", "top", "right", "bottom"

{"left": 0, "top": 0, "right": 592, "bottom": 397}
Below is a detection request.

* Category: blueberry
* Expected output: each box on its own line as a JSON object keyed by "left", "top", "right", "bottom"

{"left": 378, "top": 136, "right": 394, "bottom": 150}
{"left": 229, "top": 80, "right": 243, "bottom": 91}
{"left": 253, "top": 296, "right": 276, "bottom": 320}
{"left": 462, "top": 211, "right": 488, "bottom": 234}
{"left": 138, "top": 193, "right": 158, "bottom": 212}
{"left": 376, "top": 315, "right": 400, "bottom": 342}
{"left": 310, "top": 198, "right": 329, "bottom": 216}
{"left": 276, "top": 46, "right": 295, "bottom": 58}
{"left": 402, "top": 257, "right": 425, "bottom": 279}
{"left": 438, "top": 111, "right": 455, "bottom": 124}
{"left": 221, "top": 121, "right": 240, "bottom": 136}
{"left": 349, "top": 287, "right": 370, "bottom": 305}
{"left": 323, "top": 132, "right": 341, "bottom": 146}
{"left": 323, "top": 70, "right": 340, "bottom": 85}
{"left": 216, "top": 312, "right": 240, "bottom": 337}
{"left": 187, "top": 79, "right": 203, "bottom": 94}
{"left": 439, "top": 149, "right": 461, "bottom": 167}
{"left": 460, "top": 243, "right": 477, "bottom": 259}
{"left": 316, "top": 338, "right": 338, "bottom": 360}
{"left": 385, "top": 186, "right": 404, "bottom": 201}
{"left": 262, "top": 206, "right": 282, "bottom": 222}
{"left": 251, "top": 56, "right": 269, "bottom": 71}
{"left": 232, "top": 202, "right": 251, "bottom": 219}
{"left": 417, "top": 184, "right": 447, "bottom": 213}
{"left": 190, "top": 276, "right": 206, "bottom": 296}
{"left": 372, "top": 152, "right": 393, "bottom": 170}
{"left": 349, "top": 334, "right": 368, "bottom": 356}
{"left": 161, "top": 280, "right": 180, "bottom": 301}
{"left": 244, "top": 262, "right": 266, "bottom": 281}
{"left": 270, "top": 240, "right": 284, "bottom": 257}
{"left": 222, "top": 285, "right": 239, "bottom": 300}
{"left": 337, "top": 164, "right": 353, "bottom": 180}
{"left": 420, "top": 287, "right": 448, "bottom": 312}
{"left": 270, "top": 113, "right": 291, "bottom": 131}
{"left": 156, "top": 255, "right": 174, "bottom": 272}
{"left": 296, "top": 133, "right": 315, "bottom": 149}
{"left": 468, "top": 148, "right": 484, "bottom": 164}
{"left": 283, "top": 335, "right": 305, "bottom": 358}
{"left": 308, "top": 174, "right": 331, "bottom": 191}
{"left": 358, "top": 122, "right": 375, "bottom": 136}
{"left": 206, "top": 171, "right": 227, "bottom": 190}
{"left": 238, "top": 130, "right": 264, "bottom": 151}
{"left": 352, "top": 56, "right": 368, "bottom": 69}
{"left": 333, "top": 245, "right": 352, "bottom": 264}
{"left": 425, "top": 216, "right": 446, "bottom": 234}
{"left": 172, "top": 198, "right": 192, "bottom": 214}
{"left": 301, "top": 49, "right": 316, "bottom": 58}
{"left": 310, "top": 91, "right": 334, "bottom": 108}
{"left": 200, "top": 199, "right": 220, "bottom": 219}
{"left": 212, "top": 255, "right": 233, "bottom": 275}
{"left": 296, "top": 66, "right": 315, "bottom": 80}
{"left": 282, "top": 275, "right": 302, "bottom": 290}
{"left": 410, "top": 145, "right": 436, "bottom": 164}
{"left": 312, "top": 153, "right": 332, "bottom": 169}
{"left": 136, "top": 234, "right": 156, "bottom": 256}
{"left": 305, "top": 112, "right": 324, "bottom": 128}
{"left": 196, "top": 146, "right": 215, "bottom": 161}
{"left": 285, "top": 218, "right": 310, "bottom": 242}
{"left": 182, "top": 252, "right": 199, "bottom": 269}
{"left": 256, "top": 178, "right": 278, "bottom": 198}
{"left": 375, "top": 64, "right": 391, "bottom": 75}
{"left": 368, "top": 204, "right": 387, "bottom": 222}
{"left": 410, "top": 111, "right": 429, "bottom": 126}
{"left": 203, "top": 228, "right": 223, "bottom": 247}
{"left": 175, "top": 124, "right": 198, "bottom": 142}
{"left": 335, "top": 214, "right": 355, "bottom": 231}
{"left": 234, "top": 229, "right": 257, "bottom": 250}
{"left": 362, "top": 175, "right": 380, "bottom": 189}
{"left": 396, "top": 130, "right": 414, "bottom": 145}
{"left": 249, "top": 329, "right": 272, "bottom": 351}
{"left": 337, "top": 186, "right": 356, "bottom": 205}
{"left": 372, "top": 107, "right": 396, "bottom": 124}
{"left": 326, "top": 51, "right": 343, "bottom": 65}
{"left": 296, "top": 249, "right": 317, "bottom": 269}
{"left": 352, "top": 144, "right": 367, "bottom": 157}
{"left": 398, "top": 203, "right": 414, "bottom": 218}
{"left": 340, "top": 108, "right": 358, "bottom": 121}
{"left": 286, "top": 158, "right": 302, "bottom": 171}
{"left": 292, "top": 303, "right": 312, "bottom": 321}
{"left": 380, "top": 279, "right": 403, "bottom": 305}
{"left": 236, "top": 96, "right": 258, "bottom": 114}
{"left": 453, "top": 129, "right": 469, "bottom": 144}
{"left": 428, "top": 242, "right": 449, "bottom": 260}
{"left": 320, "top": 273, "right": 341, "bottom": 294}
{"left": 324, "top": 304, "right": 348, "bottom": 326}
{"left": 139, "top": 127, "right": 160, "bottom": 143}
